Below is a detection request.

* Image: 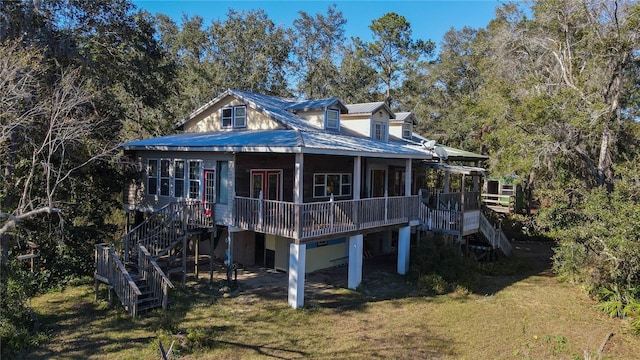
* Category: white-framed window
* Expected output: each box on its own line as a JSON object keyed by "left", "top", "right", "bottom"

{"left": 313, "top": 173, "right": 352, "bottom": 198}
{"left": 402, "top": 122, "right": 412, "bottom": 139}
{"left": 147, "top": 159, "right": 158, "bottom": 195}
{"left": 174, "top": 160, "right": 185, "bottom": 198}
{"left": 146, "top": 158, "right": 200, "bottom": 198}
{"left": 221, "top": 105, "right": 247, "bottom": 128}
{"left": 159, "top": 159, "right": 171, "bottom": 196}
{"left": 372, "top": 120, "right": 388, "bottom": 141}
{"left": 188, "top": 160, "right": 202, "bottom": 200}
{"left": 326, "top": 109, "right": 339, "bottom": 130}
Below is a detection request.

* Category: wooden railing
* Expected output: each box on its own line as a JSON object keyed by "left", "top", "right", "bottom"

{"left": 124, "top": 201, "right": 212, "bottom": 261}
{"left": 438, "top": 191, "right": 480, "bottom": 211}
{"left": 138, "top": 246, "right": 174, "bottom": 310}
{"left": 463, "top": 210, "right": 480, "bottom": 235}
{"left": 479, "top": 213, "right": 512, "bottom": 256}
{"left": 95, "top": 243, "right": 141, "bottom": 317}
{"left": 418, "top": 204, "right": 462, "bottom": 235}
{"left": 233, "top": 195, "right": 420, "bottom": 240}
{"left": 481, "top": 193, "right": 515, "bottom": 212}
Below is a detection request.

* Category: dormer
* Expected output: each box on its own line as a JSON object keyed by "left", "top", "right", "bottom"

{"left": 342, "top": 102, "right": 394, "bottom": 142}
{"left": 287, "top": 98, "right": 348, "bottom": 131}
{"left": 390, "top": 112, "right": 418, "bottom": 140}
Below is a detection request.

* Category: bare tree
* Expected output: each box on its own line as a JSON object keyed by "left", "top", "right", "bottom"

{"left": 0, "top": 41, "right": 114, "bottom": 257}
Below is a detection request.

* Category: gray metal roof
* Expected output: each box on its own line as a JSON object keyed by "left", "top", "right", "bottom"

{"left": 393, "top": 112, "right": 417, "bottom": 125}
{"left": 345, "top": 102, "right": 395, "bottom": 118}
{"left": 174, "top": 89, "right": 319, "bottom": 132}
{"left": 121, "top": 129, "right": 433, "bottom": 159}
{"left": 287, "top": 98, "right": 348, "bottom": 113}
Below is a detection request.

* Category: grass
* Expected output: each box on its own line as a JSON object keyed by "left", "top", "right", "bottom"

{"left": 19, "top": 242, "right": 640, "bottom": 359}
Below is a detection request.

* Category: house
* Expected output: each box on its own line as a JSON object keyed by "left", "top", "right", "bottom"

{"left": 94, "top": 89, "right": 511, "bottom": 316}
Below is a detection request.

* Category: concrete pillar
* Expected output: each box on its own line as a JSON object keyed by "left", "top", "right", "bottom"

{"left": 348, "top": 234, "right": 363, "bottom": 289}
{"left": 288, "top": 243, "right": 306, "bottom": 309}
{"left": 397, "top": 226, "right": 411, "bottom": 275}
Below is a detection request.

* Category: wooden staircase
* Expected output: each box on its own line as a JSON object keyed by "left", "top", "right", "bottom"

{"left": 94, "top": 201, "right": 212, "bottom": 318}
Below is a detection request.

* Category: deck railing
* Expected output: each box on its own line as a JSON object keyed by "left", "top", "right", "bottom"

{"left": 479, "top": 213, "right": 512, "bottom": 256}
{"left": 481, "top": 193, "right": 515, "bottom": 212}
{"left": 138, "top": 246, "right": 174, "bottom": 310}
{"left": 233, "top": 195, "right": 420, "bottom": 240}
{"left": 419, "top": 204, "right": 462, "bottom": 235}
{"left": 438, "top": 191, "right": 480, "bottom": 211}
{"left": 95, "top": 243, "right": 141, "bottom": 317}
{"left": 123, "top": 201, "right": 212, "bottom": 261}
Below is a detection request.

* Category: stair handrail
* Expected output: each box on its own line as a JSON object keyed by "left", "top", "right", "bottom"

{"left": 139, "top": 245, "right": 175, "bottom": 310}
{"left": 124, "top": 201, "right": 189, "bottom": 261}
{"left": 95, "top": 243, "right": 142, "bottom": 317}
{"left": 124, "top": 201, "right": 212, "bottom": 261}
{"left": 479, "top": 213, "right": 512, "bottom": 256}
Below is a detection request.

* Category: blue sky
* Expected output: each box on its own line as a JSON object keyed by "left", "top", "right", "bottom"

{"left": 132, "top": 0, "right": 502, "bottom": 50}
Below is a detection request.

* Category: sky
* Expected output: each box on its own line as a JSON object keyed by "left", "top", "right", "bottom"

{"left": 131, "top": 0, "right": 503, "bottom": 49}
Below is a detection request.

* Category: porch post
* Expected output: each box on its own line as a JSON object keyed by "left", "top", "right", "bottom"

{"left": 397, "top": 225, "right": 411, "bottom": 275}
{"left": 288, "top": 242, "right": 306, "bottom": 309}
{"left": 353, "top": 157, "right": 361, "bottom": 200}
{"left": 294, "top": 153, "right": 304, "bottom": 239}
{"left": 294, "top": 153, "right": 304, "bottom": 203}
{"left": 405, "top": 159, "right": 412, "bottom": 196}
{"left": 348, "top": 234, "right": 363, "bottom": 289}
{"left": 444, "top": 171, "right": 451, "bottom": 193}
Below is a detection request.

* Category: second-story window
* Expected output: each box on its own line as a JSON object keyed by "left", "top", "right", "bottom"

{"left": 326, "top": 109, "right": 339, "bottom": 130}
{"left": 221, "top": 105, "right": 247, "bottom": 128}
{"left": 402, "top": 123, "right": 412, "bottom": 139}
{"left": 372, "top": 121, "right": 388, "bottom": 141}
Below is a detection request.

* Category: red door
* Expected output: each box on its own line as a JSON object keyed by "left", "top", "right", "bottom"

{"left": 250, "top": 170, "right": 282, "bottom": 200}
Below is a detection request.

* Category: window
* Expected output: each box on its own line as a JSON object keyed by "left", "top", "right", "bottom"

{"left": 372, "top": 120, "right": 388, "bottom": 141}
{"left": 188, "top": 161, "right": 201, "bottom": 199}
{"left": 216, "top": 161, "right": 228, "bottom": 204}
{"left": 147, "top": 159, "right": 158, "bottom": 195}
{"left": 221, "top": 105, "right": 247, "bottom": 128}
{"left": 313, "top": 173, "right": 352, "bottom": 198}
{"left": 174, "top": 160, "right": 185, "bottom": 198}
{"left": 326, "top": 109, "right": 339, "bottom": 129}
{"left": 402, "top": 123, "right": 412, "bottom": 139}
{"left": 160, "top": 159, "right": 171, "bottom": 196}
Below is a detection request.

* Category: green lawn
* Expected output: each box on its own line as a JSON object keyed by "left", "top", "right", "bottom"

{"left": 23, "top": 242, "right": 640, "bottom": 359}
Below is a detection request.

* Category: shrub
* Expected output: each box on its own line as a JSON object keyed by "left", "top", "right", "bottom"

{"left": 0, "top": 261, "right": 46, "bottom": 357}
{"left": 410, "top": 234, "right": 478, "bottom": 293}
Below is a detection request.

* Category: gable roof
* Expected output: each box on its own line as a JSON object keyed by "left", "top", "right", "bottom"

{"left": 345, "top": 102, "right": 395, "bottom": 118}
{"left": 287, "top": 98, "right": 348, "bottom": 113}
{"left": 174, "top": 89, "right": 349, "bottom": 132}
{"left": 174, "top": 89, "right": 316, "bottom": 131}
{"left": 393, "top": 112, "right": 418, "bottom": 125}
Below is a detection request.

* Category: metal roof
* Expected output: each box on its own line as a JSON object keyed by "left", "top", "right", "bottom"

{"left": 287, "top": 98, "right": 348, "bottom": 113}
{"left": 121, "top": 129, "right": 433, "bottom": 159}
{"left": 345, "top": 102, "right": 395, "bottom": 118}
{"left": 393, "top": 112, "right": 418, "bottom": 125}
{"left": 174, "top": 89, "right": 320, "bottom": 132}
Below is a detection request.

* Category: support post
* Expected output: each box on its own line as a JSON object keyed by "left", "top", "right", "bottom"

{"left": 195, "top": 233, "right": 200, "bottom": 278}
{"left": 397, "top": 226, "right": 411, "bottom": 275}
{"left": 288, "top": 243, "right": 306, "bottom": 309}
{"left": 348, "top": 235, "right": 363, "bottom": 289}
